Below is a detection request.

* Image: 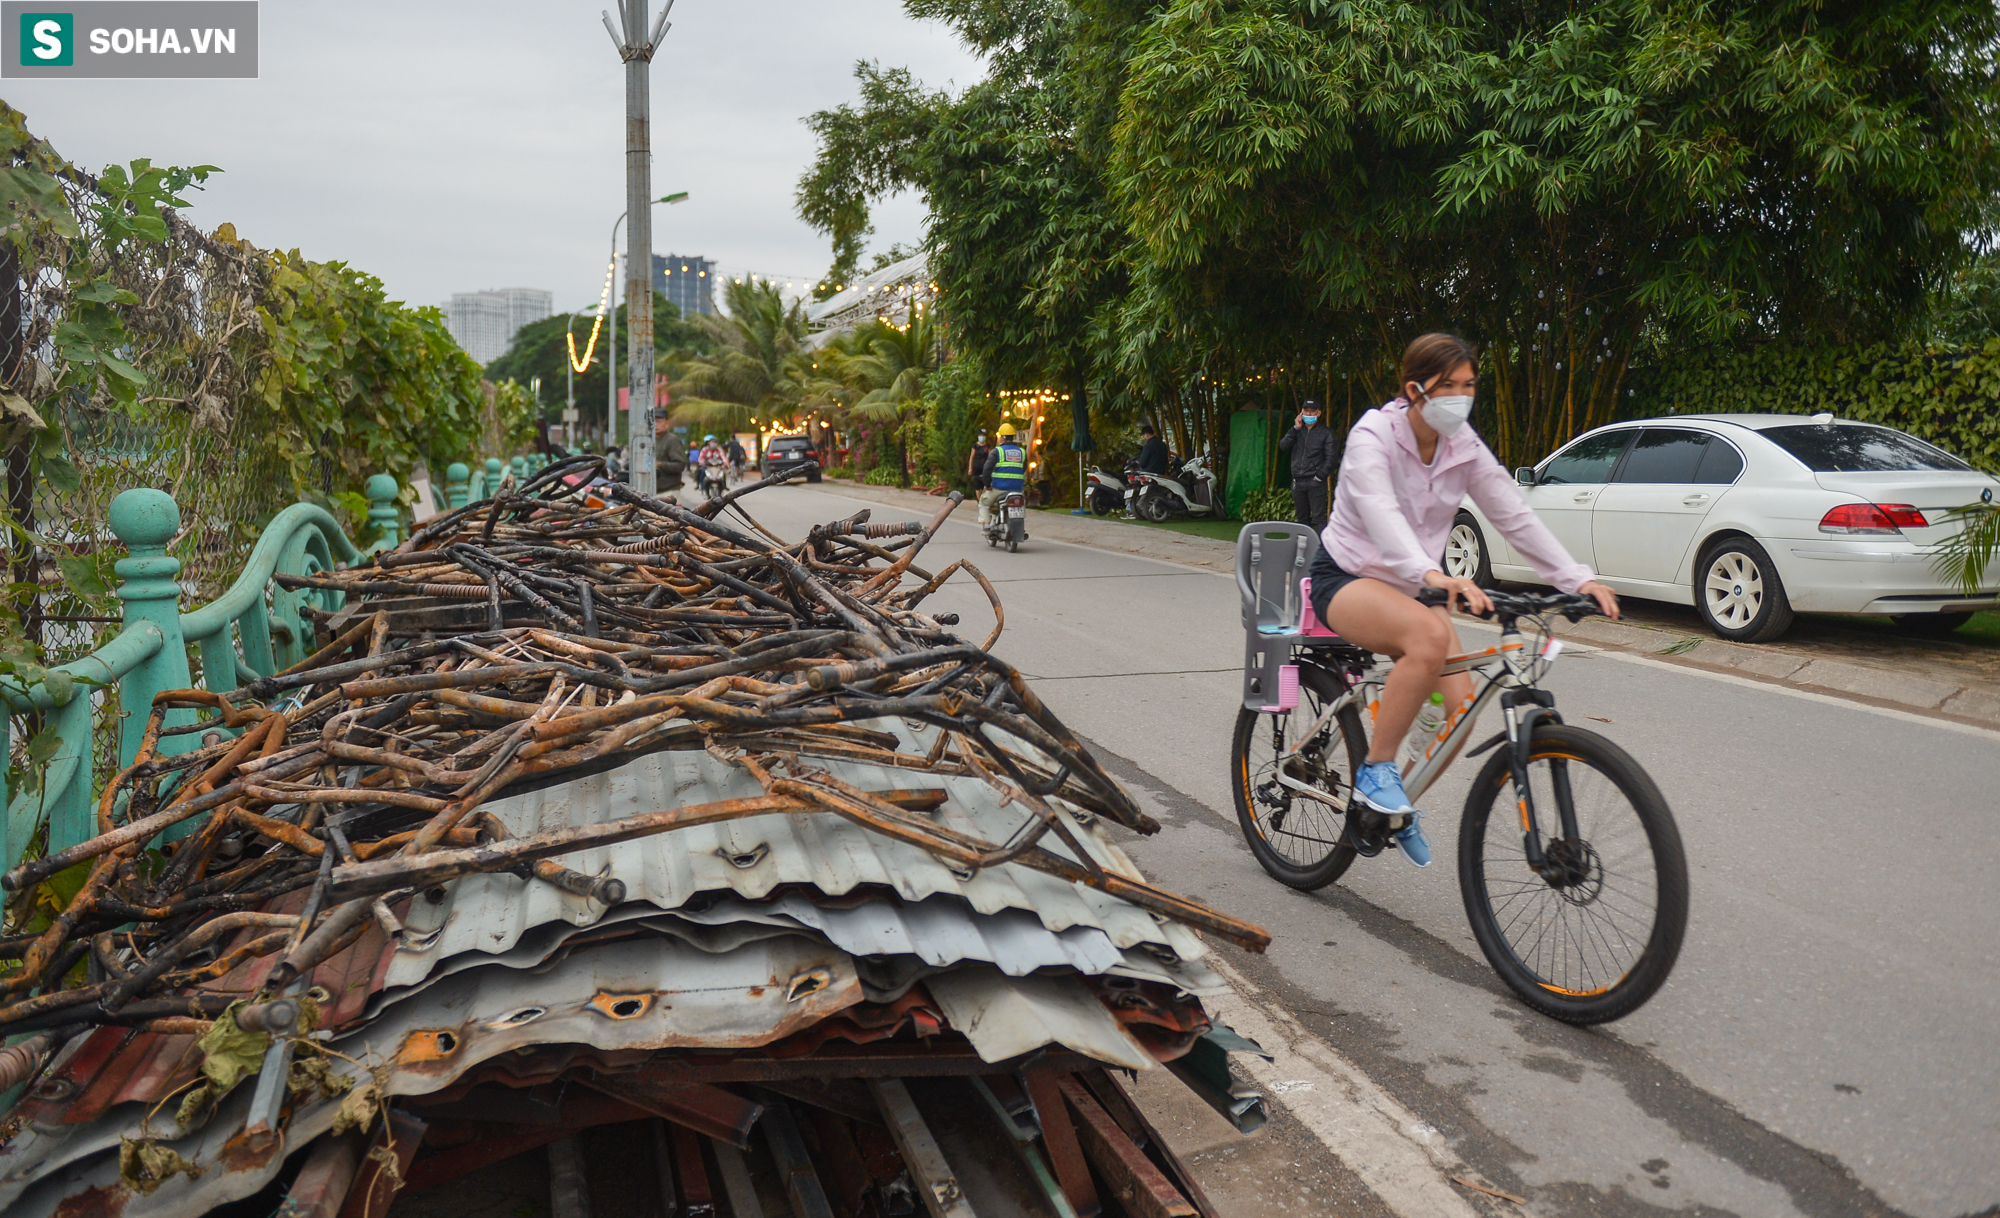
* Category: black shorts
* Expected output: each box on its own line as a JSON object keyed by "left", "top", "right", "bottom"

{"left": 1308, "top": 548, "right": 1364, "bottom": 625}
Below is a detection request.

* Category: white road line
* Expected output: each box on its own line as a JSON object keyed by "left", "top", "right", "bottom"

{"left": 1203, "top": 956, "right": 1487, "bottom": 1218}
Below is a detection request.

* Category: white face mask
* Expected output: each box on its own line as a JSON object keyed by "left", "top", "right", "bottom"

{"left": 1420, "top": 393, "right": 1474, "bottom": 436}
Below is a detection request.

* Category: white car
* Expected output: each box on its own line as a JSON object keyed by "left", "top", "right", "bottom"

{"left": 1449, "top": 414, "right": 2000, "bottom": 642}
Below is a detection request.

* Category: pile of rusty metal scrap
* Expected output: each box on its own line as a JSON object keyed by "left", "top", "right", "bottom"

{"left": 0, "top": 457, "right": 1271, "bottom": 1217}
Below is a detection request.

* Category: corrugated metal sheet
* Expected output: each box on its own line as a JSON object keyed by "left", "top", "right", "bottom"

{"left": 926, "top": 967, "right": 1159, "bottom": 1072}
{"left": 377, "top": 889, "right": 1218, "bottom": 1011}
{"left": 403, "top": 742, "right": 1208, "bottom": 970}
{"left": 343, "top": 935, "right": 865, "bottom": 1098}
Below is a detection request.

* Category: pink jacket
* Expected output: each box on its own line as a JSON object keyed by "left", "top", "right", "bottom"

{"left": 1321, "top": 402, "right": 1594, "bottom": 596}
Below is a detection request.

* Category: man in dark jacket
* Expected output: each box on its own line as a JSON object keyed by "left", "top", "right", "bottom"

{"left": 1136, "top": 423, "right": 1171, "bottom": 475}
{"left": 1278, "top": 399, "right": 1337, "bottom": 530}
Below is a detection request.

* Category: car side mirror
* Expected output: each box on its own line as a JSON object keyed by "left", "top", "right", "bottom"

{"left": 1515, "top": 466, "right": 1537, "bottom": 486}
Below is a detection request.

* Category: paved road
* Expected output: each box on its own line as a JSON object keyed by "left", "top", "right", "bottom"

{"left": 743, "top": 484, "right": 2000, "bottom": 1218}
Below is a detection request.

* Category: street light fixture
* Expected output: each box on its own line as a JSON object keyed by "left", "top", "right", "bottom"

{"left": 603, "top": 191, "right": 689, "bottom": 454}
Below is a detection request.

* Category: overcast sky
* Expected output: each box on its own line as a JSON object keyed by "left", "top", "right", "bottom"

{"left": 2, "top": 0, "right": 981, "bottom": 313}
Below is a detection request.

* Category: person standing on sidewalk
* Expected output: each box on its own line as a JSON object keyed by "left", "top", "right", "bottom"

{"left": 1279, "top": 400, "right": 1338, "bottom": 529}
{"left": 967, "top": 431, "right": 993, "bottom": 496}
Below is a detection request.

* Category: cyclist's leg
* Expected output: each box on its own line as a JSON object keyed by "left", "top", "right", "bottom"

{"left": 1323, "top": 579, "right": 1454, "bottom": 764}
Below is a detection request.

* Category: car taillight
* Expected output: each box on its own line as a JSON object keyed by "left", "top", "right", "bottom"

{"left": 1818, "top": 503, "right": 1928, "bottom": 534}
{"left": 1007, "top": 494, "right": 1025, "bottom": 507}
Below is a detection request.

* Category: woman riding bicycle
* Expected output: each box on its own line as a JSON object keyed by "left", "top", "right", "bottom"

{"left": 1313, "top": 332, "right": 1619, "bottom": 866}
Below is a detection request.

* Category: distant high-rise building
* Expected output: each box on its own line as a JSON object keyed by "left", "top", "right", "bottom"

{"left": 446, "top": 287, "right": 553, "bottom": 366}
{"left": 652, "top": 254, "right": 716, "bottom": 317}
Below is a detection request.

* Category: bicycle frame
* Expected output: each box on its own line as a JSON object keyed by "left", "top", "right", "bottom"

{"left": 1276, "top": 619, "right": 1580, "bottom": 874}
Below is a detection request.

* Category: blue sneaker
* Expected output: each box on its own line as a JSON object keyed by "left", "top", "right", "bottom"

{"left": 1354, "top": 761, "right": 1413, "bottom": 815}
{"left": 1355, "top": 762, "right": 1431, "bottom": 868}
{"left": 1393, "top": 812, "right": 1432, "bottom": 868}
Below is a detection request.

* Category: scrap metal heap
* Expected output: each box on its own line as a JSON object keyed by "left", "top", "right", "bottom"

{"left": 0, "top": 457, "right": 1272, "bottom": 1217}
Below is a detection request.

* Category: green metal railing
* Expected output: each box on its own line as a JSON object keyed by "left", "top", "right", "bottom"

{"left": 0, "top": 457, "right": 540, "bottom": 873}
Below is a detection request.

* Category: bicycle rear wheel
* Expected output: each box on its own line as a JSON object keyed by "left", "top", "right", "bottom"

{"left": 1231, "top": 665, "right": 1365, "bottom": 889}
{"left": 1458, "top": 723, "right": 1688, "bottom": 1025}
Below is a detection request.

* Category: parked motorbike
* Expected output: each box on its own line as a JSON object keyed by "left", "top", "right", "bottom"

{"left": 1132, "top": 453, "right": 1220, "bottom": 522}
{"left": 1086, "top": 462, "right": 1135, "bottom": 516}
{"left": 983, "top": 490, "right": 1028, "bottom": 552}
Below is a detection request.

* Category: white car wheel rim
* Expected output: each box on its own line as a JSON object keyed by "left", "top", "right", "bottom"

{"left": 1704, "top": 552, "right": 1762, "bottom": 629}
{"left": 1445, "top": 524, "right": 1481, "bottom": 579}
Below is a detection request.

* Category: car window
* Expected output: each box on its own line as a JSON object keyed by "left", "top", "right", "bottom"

{"left": 1693, "top": 439, "right": 1744, "bottom": 485}
{"left": 1539, "top": 430, "right": 1634, "bottom": 484}
{"left": 1761, "top": 424, "right": 1971, "bottom": 472}
{"left": 1614, "top": 428, "right": 1710, "bottom": 484}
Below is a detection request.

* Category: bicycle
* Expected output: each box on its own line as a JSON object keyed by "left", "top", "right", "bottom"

{"left": 1232, "top": 528, "right": 1688, "bottom": 1025}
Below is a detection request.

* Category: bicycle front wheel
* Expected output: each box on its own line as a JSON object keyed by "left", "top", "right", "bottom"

{"left": 1231, "top": 665, "right": 1365, "bottom": 890}
{"left": 1459, "top": 723, "right": 1688, "bottom": 1025}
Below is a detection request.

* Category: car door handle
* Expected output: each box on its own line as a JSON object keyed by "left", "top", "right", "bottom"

{"left": 1681, "top": 493, "right": 1710, "bottom": 506}
{"left": 1572, "top": 492, "right": 1594, "bottom": 503}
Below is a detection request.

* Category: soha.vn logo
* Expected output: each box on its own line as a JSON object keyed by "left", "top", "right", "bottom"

{"left": 20, "top": 12, "right": 73, "bottom": 66}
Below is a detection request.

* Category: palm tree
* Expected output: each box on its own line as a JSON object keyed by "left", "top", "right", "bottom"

{"left": 809, "top": 306, "right": 945, "bottom": 482}
{"left": 668, "top": 278, "right": 811, "bottom": 434}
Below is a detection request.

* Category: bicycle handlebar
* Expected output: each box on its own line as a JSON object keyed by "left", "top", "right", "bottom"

{"left": 1415, "top": 585, "right": 1604, "bottom": 623}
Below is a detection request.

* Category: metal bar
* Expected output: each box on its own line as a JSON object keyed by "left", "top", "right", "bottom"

{"left": 579, "top": 1075, "right": 763, "bottom": 1148}
{"left": 548, "top": 1133, "right": 593, "bottom": 1218}
{"left": 761, "top": 1101, "right": 835, "bottom": 1218}
{"left": 671, "top": 1123, "right": 715, "bottom": 1216}
{"left": 971, "top": 1077, "right": 1078, "bottom": 1218}
{"left": 651, "top": 1119, "right": 680, "bottom": 1218}
{"left": 708, "top": 1138, "right": 764, "bottom": 1218}
{"left": 869, "top": 1077, "right": 979, "bottom": 1218}
{"left": 1056, "top": 1076, "right": 1196, "bottom": 1218}
{"left": 1023, "top": 1067, "right": 1098, "bottom": 1218}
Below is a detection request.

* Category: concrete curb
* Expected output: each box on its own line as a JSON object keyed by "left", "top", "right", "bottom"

{"left": 815, "top": 480, "right": 2000, "bottom": 728}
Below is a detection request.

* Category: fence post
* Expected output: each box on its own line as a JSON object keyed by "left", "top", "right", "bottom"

{"left": 110, "top": 489, "right": 196, "bottom": 768}
{"left": 484, "top": 457, "right": 504, "bottom": 500}
{"left": 446, "top": 462, "right": 470, "bottom": 509}
{"left": 510, "top": 456, "right": 528, "bottom": 484}
{"left": 366, "top": 474, "right": 401, "bottom": 550}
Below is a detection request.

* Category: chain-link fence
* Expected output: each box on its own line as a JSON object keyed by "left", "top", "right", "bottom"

{"left": 6, "top": 161, "right": 302, "bottom": 824}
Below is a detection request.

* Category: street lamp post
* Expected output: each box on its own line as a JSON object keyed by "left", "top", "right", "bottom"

{"left": 601, "top": 1, "right": 675, "bottom": 494}
{"left": 601, "top": 191, "right": 688, "bottom": 469}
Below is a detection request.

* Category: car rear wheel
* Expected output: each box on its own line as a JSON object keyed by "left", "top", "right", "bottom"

{"left": 1444, "top": 512, "right": 1493, "bottom": 586}
{"left": 1890, "top": 612, "right": 1974, "bottom": 637}
{"left": 1696, "top": 537, "right": 1794, "bottom": 643}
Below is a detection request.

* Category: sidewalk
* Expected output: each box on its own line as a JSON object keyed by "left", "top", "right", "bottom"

{"left": 815, "top": 479, "right": 2000, "bottom": 728}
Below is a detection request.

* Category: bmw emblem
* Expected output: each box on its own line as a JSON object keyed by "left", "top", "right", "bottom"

{"left": 1986, "top": 488, "right": 1995, "bottom": 503}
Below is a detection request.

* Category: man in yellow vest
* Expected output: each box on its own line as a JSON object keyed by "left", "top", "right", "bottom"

{"left": 979, "top": 423, "right": 1028, "bottom": 526}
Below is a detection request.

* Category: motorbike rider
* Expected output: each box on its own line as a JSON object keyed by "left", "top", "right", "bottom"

{"left": 697, "top": 434, "right": 727, "bottom": 493}
{"left": 1136, "top": 423, "right": 1170, "bottom": 476}
{"left": 1311, "top": 332, "right": 1619, "bottom": 867}
{"left": 726, "top": 434, "right": 748, "bottom": 481}
{"left": 1279, "top": 399, "right": 1337, "bottom": 530}
{"left": 980, "top": 423, "right": 1027, "bottom": 526}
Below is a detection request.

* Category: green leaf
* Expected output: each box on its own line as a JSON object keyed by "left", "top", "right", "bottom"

{"left": 71, "top": 281, "right": 141, "bottom": 305}
{"left": 98, "top": 354, "right": 145, "bottom": 384}
{"left": 55, "top": 553, "right": 109, "bottom": 596}
{"left": 40, "top": 452, "right": 80, "bottom": 494}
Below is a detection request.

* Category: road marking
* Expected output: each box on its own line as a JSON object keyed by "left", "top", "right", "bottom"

{"left": 1202, "top": 955, "right": 1486, "bottom": 1218}
{"left": 1023, "top": 668, "right": 1241, "bottom": 681}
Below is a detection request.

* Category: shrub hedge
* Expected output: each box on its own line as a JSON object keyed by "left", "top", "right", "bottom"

{"left": 1627, "top": 339, "right": 2000, "bottom": 471}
